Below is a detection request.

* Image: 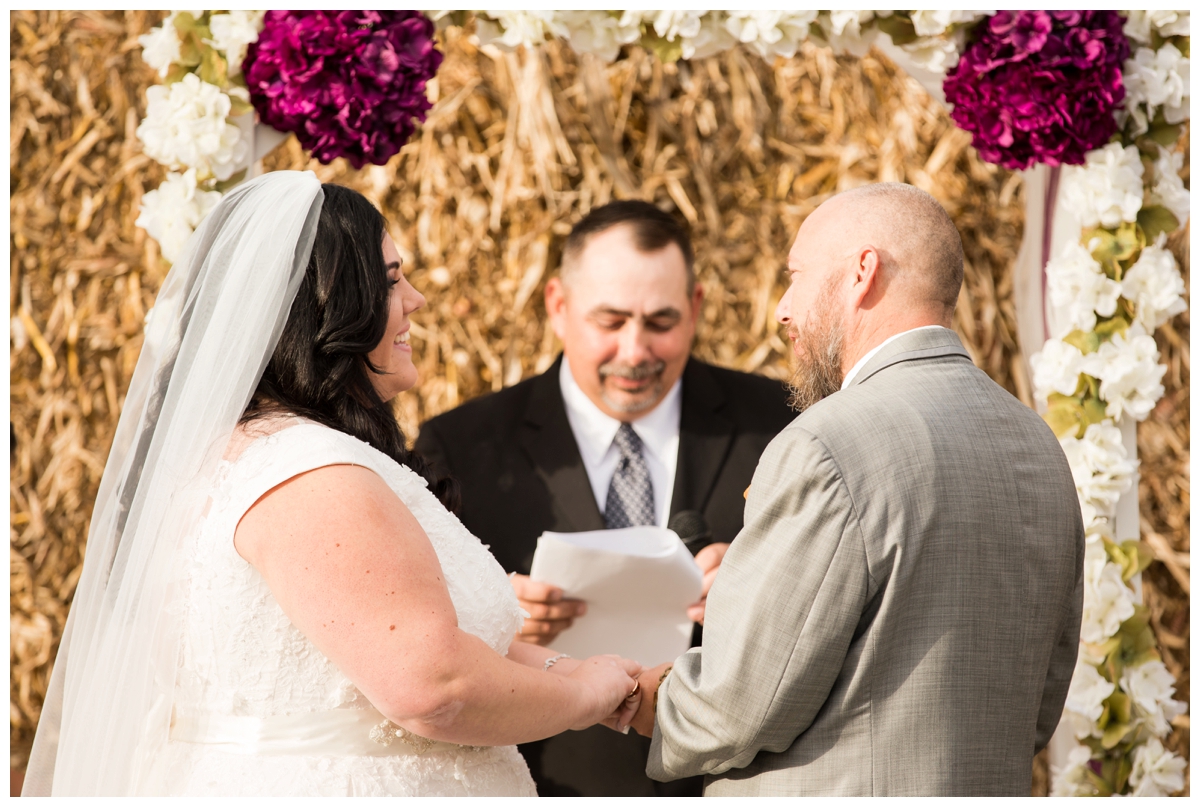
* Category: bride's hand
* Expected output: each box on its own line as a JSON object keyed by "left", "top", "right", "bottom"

{"left": 565, "top": 654, "right": 642, "bottom": 731}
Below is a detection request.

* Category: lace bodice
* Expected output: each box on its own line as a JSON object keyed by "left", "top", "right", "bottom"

{"left": 156, "top": 421, "right": 535, "bottom": 796}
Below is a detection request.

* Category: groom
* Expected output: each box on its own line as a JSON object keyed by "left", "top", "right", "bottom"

{"left": 629, "top": 183, "right": 1085, "bottom": 796}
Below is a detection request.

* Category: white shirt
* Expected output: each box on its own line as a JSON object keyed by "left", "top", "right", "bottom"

{"left": 841, "top": 325, "right": 951, "bottom": 389}
{"left": 559, "top": 356, "right": 681, "bottom": 527}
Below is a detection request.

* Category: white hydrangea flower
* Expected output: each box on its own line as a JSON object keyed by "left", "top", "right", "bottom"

{"left": 1030, "top": 338, "right": 1086, "bottom": 400}
{"left": 1080, "top": 556, "right": 1136, "bottom": 644}
{"left": 139, "top": 12, "right": 182, "bottom": 78}
{"left": 206, "top": 10, "right": 265, "bottom": 75}
{"left": 558, "top": 11, "right": 642, "bottom": 62}
{"left": 723, "top": 11, "right": 818, "bottom": 59}
{"left": 137, "top": 72, "right": 248, "bottom": 181}
{"left": 892, "top": 12, "right": 993, "bottom": 75}
{"left": 817, "top": 10, "right": 879, "bottom": 57}
{"left": 1045, "top": 240, "right": 1121, "bottom": 335}
{"left": 1060, "top": 421, "right": 1137, "bottom": 517}
{"left": 134, "top": 169, "right": 222, "bottom": 264}
{"left": 909, "top": 10, "right": 990, "bottom": 37}
{"left": 1121, "top": 660, "right": 1189, "bottom": 737}
{"left": 1149, "top": 147, "right": 1190, "bottom": 228}
{"left": 675, "top": 13, "right": 738, "bottom": 60}
{"left": 476, "top": 11, "right": 568, "bottom": 50}
{"left": 641, "top": 10, "right": 703, "bottom": 43}
{"left": 1051, "top": 744, "right": 1099, "bottom": 797}
{"left": 1122, "top": 44, "right": 1190, "bottom": 136}
{"left": 1129, "top": 737, "right": 1188, "bottom": 796}
{"left": 1082, "top": 326, "right": 1166, "bottom": 422}
{"left": 1080, "top": 501, "right": 1114, "bottom": 545}
{"left": 1059, "top": 142, "right": 1144, "bottom": 229}
{"left": 1121, "top": 240, "right": 1187, "bottom": 331}
{"left": 1062, "top": 659, "right": 1115, "bottom": 738}
{"left": 614, "top": 11, "right": 734, "bottom": 60}
{"left": 898, "top": 36, "right": 962, "bottom": 75}
{"left": 1123, "top": 10, "right": 1189, "bottom": 45}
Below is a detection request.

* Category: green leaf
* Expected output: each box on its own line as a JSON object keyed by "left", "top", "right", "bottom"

{"left": 1137, "top": 205, "right": 1181, "bottom": 244}
{"left": 197, "top": 47, "right": 228, "bottom": 87}
{"left": 1102, "top": 719, "right": 1134, "bottom": 749}
{"left": 1106, "top": 691, "right": 1132, "bottom": 724}
{"left": 164, "top": 63, "right": 192, "bottom": 85}
{"left": 227, "top": 94, "right": 254, "bottom": 116}
{"left": 1085, "top": 767, "right": 1113, "bottom": 796}
{"left": 1044, "top": 395, "right": 1085, "bottom": 439}
{"left": 1123, "top": 539, "right": 1156, "bottom": 578}
{"left": 1079, "top": 395, "right": 1109, "bottom": 432}
{"left": 875, "top": 14, "right": 919, "bottom": 46}
{"left": 213, "top": 169, "right": 248, "bottom": 193}
{"left": 1063, "top": 329, "right": 1100, "bottom": 355}
{"left": 1087, "top": 223, "right": 1141, "bottom": 275}
{"left": 1099, "top": 314, "right": 1132, "bottom": 341}
{"left": 1104, "top": 536, "right": 1140, "bottom": 580}
{"left": 639, "top": 32, "right": 683, "bottom": 63}
{"left": 172, "top": 11, "right": 200, "bottom": 34}
{"left": 1148, "top": 122, "right": 1185, "bottom": 147}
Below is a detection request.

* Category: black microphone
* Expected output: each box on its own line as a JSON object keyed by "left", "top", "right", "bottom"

{"left": 669, "top": 510, "right": 713, "bottom": 556}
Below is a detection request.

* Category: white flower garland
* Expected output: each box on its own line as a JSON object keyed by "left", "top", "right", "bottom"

{"left": 1034, "top": 12, "right": 1190, "bottom": 796}
{"left": 464, "top": 10, "right": 987, "bottom": 75}
{"left": 136, "top": 11, "right": 264, "bottom": 263}
{"left": 135, "top": 12, "right": 1189, "bottom": 794}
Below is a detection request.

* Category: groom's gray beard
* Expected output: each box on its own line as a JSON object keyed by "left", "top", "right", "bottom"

{"left": 786, "top": 297, "right": 846, "bottom": 413}
{"left": 599, "top": 358, "right": 667, "bottom": 414}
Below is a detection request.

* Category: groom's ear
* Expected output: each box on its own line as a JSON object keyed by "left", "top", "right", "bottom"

{"left": 850, "top": 246, "right": 882, "bottom": 311}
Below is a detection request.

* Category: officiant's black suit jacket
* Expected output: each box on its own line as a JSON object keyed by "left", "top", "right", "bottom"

{"left": 414, "top": 355, "right": 795, "bottom": 797}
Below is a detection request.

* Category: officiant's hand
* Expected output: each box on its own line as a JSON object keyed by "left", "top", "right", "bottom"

{"left": 686, "top": 542, "right": 729, "bottom": 625}
{"left": 510, "top": 573, "right": 587, "bottom": 645}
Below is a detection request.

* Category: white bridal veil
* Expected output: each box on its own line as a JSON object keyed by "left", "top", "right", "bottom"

{"left": 23, "top": 171, "right": 325, "bottom": 795}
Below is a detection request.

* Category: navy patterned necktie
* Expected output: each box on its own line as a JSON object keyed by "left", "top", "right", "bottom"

{"left": 604, "top": 423, "right": 656, "bottom": 529}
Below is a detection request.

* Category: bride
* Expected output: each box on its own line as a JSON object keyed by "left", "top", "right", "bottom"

{"left": 23, "top": 171, "right": 642, "bottom": 796}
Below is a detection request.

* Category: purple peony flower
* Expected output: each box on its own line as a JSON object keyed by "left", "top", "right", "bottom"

{"left": 943, "top": 11, "right": 1129, "bottom": 170}
{"left": 243, "top": 11, "right": 443, "bottom": 168}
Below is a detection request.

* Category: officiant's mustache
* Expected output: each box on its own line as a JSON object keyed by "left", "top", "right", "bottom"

{"left": 599, "top": 359, "right": 666, "bottom": 383}
{"left": 598, "top": 358, "right": 667, "bottom": 413}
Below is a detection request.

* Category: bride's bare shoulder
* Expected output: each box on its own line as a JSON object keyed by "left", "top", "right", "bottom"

{"left": 223, "top": 414, "right": 312, "bottom": 463}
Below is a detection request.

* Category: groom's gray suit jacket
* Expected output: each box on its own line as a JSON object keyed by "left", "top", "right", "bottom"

{"left": 646, "top": 327, "right": 1084, "bottom": 796}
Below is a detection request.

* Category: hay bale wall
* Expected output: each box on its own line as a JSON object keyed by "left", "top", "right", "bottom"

{"left": 10, "top": 11, "right": 1189, "bottom": 792}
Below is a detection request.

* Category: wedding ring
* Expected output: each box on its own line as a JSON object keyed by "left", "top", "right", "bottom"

{"left": 627, "top": 681, "right": 640, "bottom": 699}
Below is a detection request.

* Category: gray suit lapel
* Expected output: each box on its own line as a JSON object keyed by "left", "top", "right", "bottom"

{"left": 847, "top": 328, "right": 972, "bottom": 389}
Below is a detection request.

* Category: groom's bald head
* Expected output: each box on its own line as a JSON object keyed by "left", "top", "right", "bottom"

{"left": 776, "top": 183, "right": 965, "bottom": 411}
{"left": 810, "top": 183, "right": 964, "bottom": 313}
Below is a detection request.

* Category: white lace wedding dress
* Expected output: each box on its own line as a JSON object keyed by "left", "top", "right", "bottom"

{"left": 140, "top": 421, "right": 538, "bottom": 796}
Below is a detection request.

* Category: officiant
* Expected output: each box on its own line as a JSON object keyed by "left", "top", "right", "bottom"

{"left": 415, "top": 200, "right": 794, "bottom": 797}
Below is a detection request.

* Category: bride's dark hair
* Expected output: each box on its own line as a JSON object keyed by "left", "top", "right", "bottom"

{"left": 241, "top": 182, "right": 459, "bottom": 511}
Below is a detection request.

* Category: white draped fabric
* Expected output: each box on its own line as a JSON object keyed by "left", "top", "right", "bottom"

{"left": 23, "top": 171, "right": 325, "bottom": 795}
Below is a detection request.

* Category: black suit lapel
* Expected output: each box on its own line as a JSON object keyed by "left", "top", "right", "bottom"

{"left": 518, "top": 357, "right": 606, "bottom": 533}
{"left": 671, "top": 360, "right": 735, "bottom": 517}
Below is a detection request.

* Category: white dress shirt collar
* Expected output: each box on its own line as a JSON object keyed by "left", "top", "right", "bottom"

{"left": 559, "top": 355, "right": 682, "bottom": 526}
{"left": 841, "top": 325, "right": 951, "bottom": 389}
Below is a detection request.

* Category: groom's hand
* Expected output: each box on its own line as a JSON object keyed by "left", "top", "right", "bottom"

{"left": 630, "top": 662, "right": 672, "bottom": 737}
{"left": 686, "top": 542, "right": 729, "bottom": 625}
{"left": 509, "top": 573, "right": 587, "bottom": 645}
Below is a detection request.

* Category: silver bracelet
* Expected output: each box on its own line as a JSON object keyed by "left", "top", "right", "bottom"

{"left": 543, "top": 653, "right": 571, "bottom": 672}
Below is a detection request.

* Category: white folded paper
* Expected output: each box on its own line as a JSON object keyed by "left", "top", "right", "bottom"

{"left": 527, "top": 526, "right": 703, "bottom": 667}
